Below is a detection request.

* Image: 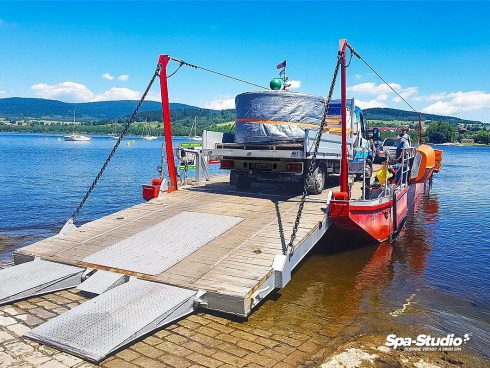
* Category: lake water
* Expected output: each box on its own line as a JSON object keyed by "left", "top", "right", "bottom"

{"left": 0, "top": 133, "right": 489, "bottom": 359}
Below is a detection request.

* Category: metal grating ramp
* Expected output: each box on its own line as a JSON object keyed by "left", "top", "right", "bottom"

{"left": 26, "top": 279, "right": 198, "bottom": 362}
{"left": 76, "top": 270, "right": 127, "bottom": 295}
{"left": 82, "top": 211, "right": 242, "bottom": 275}
{"left": 0, "top": 259, "right": 84, "bottom": 305}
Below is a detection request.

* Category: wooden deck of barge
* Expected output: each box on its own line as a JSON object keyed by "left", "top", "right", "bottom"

{"left": 14, "top": 174, "right": 360, "bottom": 316}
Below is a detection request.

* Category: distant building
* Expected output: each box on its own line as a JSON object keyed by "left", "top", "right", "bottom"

{"left": 458, "top": 128, "right": 468, "bottom": 134}
{"left": 461, "top": 138, "right": 474, "bottom": 144}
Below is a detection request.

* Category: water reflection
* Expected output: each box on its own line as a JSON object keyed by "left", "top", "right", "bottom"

{"left": 249, "top": 192, "right": 439, "bottom": 339}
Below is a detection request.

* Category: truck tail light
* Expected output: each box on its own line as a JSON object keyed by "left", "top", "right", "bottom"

{"left": 220, "top": 160, "right": 234, "bottom": 169}
{"left": 287, "top": 162, "right": 303, "bottom": 173}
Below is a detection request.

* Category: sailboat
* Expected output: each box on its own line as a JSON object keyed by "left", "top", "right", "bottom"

{"left": 64, "top": 110, "right": 91, "bottom": 142}
{"left": 109, "top": 121, "right": 118, "bottom": 140}
{"left": 141, "top": 119, "right": 158, "bottom": 141}
{"left": 189, "top": 117, "right": 202, "bottom": 141}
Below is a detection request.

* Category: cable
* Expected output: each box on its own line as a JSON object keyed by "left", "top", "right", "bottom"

{"left": 170, "top": 57, "right": 269, "bottom": 90}
{"left": 349, "top": 47, "right": 418, "bottom": 112}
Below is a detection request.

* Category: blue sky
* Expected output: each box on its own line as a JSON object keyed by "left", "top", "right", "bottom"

{"left": 1, "top": 1, "right": 490, "bottom": 122}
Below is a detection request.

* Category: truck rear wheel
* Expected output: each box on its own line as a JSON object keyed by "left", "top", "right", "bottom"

{"left": 230, "top": 170, "right": 252, "bottom": 189}
{"left": 306, "top": 166, "right": 325, "bottom": 195}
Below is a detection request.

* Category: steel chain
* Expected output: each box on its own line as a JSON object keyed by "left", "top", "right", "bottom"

{"left": 69, "top": 63, "right": 162, "bottom": 223}
{"left": 285, "top": 53, "right": 343, "bottom": 256}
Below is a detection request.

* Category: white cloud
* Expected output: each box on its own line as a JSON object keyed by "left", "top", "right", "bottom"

{"left": 422, "top": 91, "right": 490, "bottom": 115}
{"left": 287, "top": 80, "right": 302, "bottom": 90}
{"left": 376, "top": 94, "right": 388, "bottom": 101}
{"left": 348, "top": 82, "right": 402, "bottom": 95}
{"left": 393, "top": 87, "right": 418, "bottom": 103}
{"left": 0, "top": 90, "right": 6, "bottom": 95}
{"left": 355, "top": 99, "right": 388, "bottom": 109}
{"left": 31, "top": 81, "right": 141, "bottom": 102}
{"left": 118, "top": 74, "right": 129, "bottom": 81}
{"left": 354, "top": 73, "right": 361, "bottom": 80}
{"left": 92, "top": 87, "right": 140, "bottom": 101}
{"left": 102, "top": 73, "right": 114, "bottom": 81}
{"left": 31, "top": 82, "right": 95, "bottom": 102}
{"left": 204, "top": 97, "right": 235, "bottom": 110}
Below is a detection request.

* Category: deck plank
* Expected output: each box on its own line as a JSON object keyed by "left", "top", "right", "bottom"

{"left": 16, "top": 174, "right": 336, "bottom": 314}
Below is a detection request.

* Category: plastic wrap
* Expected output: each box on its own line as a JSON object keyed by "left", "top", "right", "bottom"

{"left": 234, "top": 91, "right": 351, "bottom": 144}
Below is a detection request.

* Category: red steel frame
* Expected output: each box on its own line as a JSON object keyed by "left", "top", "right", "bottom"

{"left": 418, "top": 112, "right": 422, "bottom": 145}
{"left": 158, "top": 55, "right": 178, "bottom": 192}
{"left": 339, "top": 40, "right": 349, "bottom": 196}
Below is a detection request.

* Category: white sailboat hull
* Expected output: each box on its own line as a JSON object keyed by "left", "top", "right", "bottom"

{"left": 64, "top": 135, "right": 91, "bottom": 142}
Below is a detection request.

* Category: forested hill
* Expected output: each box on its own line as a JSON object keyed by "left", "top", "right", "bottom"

{"left": 0, "top": 98, "right": 196, "bottom": 121}
{"left": 363, "top": 107, "right": 481, "bottom": 125}
{"left": 0, "top": 97, "right": 483, "bottom": 126}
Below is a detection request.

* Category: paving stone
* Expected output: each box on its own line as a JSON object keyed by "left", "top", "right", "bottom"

{"left": 205, "top": 322, "right": 234, "bottom": 335}
{"left": 14, "top": 301, "right": 36, "bottom": 310}
{"left": 244, "top": 352, "right": 276, "bottom": 367}
{"left": 37, "top": 301, "right": 59, "bottom": 310}
{"left": 214, "top": 342, "right": 248, "bottom": 358}
{"left": 53, "top": 352, "right": 83, "bottom": 367}
{"left": 272, "top": 335, "right": 301, "bottom": 348}
{"left": 236, "top": 340, "right": 264, "bottom": 353}
{"left": 30, "top": 308, "right": 56, "bottom": 320}
{"left": 164, "top": 334, "right": 188, "bottom": 345}
{"left": 15, "top": 313, "right": 45, "bottom": 327}
{"left": 132, "top": 356, "right": 168, "bottom": 368}
{"left": 212, "top": 350, "right": 248, "bottom": 367}
{"left": 195, "top": 326, "right": 219, "bottom": 338}
{"left": 272, "top": 362, "right": 295, "bottom": 368}
{"left": 257, "top": 348, "right": 286, "bottom": 362}
{"left": 250, "top": 328, "right": 273, "bottom": 339}
{"left": 187, "top": 352, "right": 222, "bottom": 368}
{"left": 0, "top": 351, "right": 16, "bottom": 366}
{"left": 178, "top": 319, "right": 202, "bottom": 330}
{"left": 6, "top": 323, "right": 31, "bottom": 336}
{"left": 187, "top": 333, "right": 220, "bottom": 348}
{"left": 142, "top": 336, "right": 161, "bottom": 346}
{"left": 272, "top": 344, "right": 295, "bottom": 356}
{"left": 172, "top": 326, "right": 195, "bottom": 338}
{"left": 282, "top": 350, "right": 310, "bottom": 366}
{"left": 0, "top": 316, "right": 17, "bottom": 326}
{"left": 24, "top": 351, "right": 53, "bottom": 365}
{"left": 4, "top": 340, "right": 35, "bottom": 356}
{"left": 181, "top": 341, "right": 216, "bottom": 357}
{"left": 159, "top": 354, "right": 192, "bottom": 368}
{"left": 215, "top": 333, "right": 240, "bottom": 345}
{"left": 155, "top": 341, "right": 192, "bottom": 357}
{"left": 116, "top": 349, "right": 141, "bottom": 362}
{"left": 52, "top": 307, "right": 69, "bottom": 315}
{"left": 101, "top": 357, "right": 138, "bottom": 368}
{"left": 39, "top": 359, "right": 70, "bottom": 368}
{"left": 0, "top": 331, "right": 16, "bottom": 343}
{"left": 155, "top": 330, "right": 171, "bottom": 339}
{"left": 38, "top": 344, "right": 59, "bottom": 356}
{"left": 2, "top": 306, "right": 23, "bottom": 316}
{"left": 297, "top": 340, "right": 320, "bottom": 354}
{"left": 131, "top": 342, "right": 163, "bottom": 359}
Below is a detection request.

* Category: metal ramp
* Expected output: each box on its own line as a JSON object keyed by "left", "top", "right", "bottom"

{"left": 0, "top": 259, "right": 84, "bottom": 305}
{"left": 26, "top": 279, "right": 199, "bottom": 362}
{"left": 77, "top": 270, "right": 127, "bottom": 295}
{"left": 82, "top": 211, "right": 242, "bottom": 275}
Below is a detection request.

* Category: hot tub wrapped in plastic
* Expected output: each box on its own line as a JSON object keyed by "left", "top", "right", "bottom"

{"left": 234, "top": 91, "right": 349, "bottom": 144}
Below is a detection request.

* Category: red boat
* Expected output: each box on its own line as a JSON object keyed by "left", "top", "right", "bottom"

{"left": 327, "top": 40, "right": 443, "bottom": 242}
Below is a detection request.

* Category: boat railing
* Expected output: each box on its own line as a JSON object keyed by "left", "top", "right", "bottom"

{"left": 386, "top": 146, "right": 413, "bottom": 189}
